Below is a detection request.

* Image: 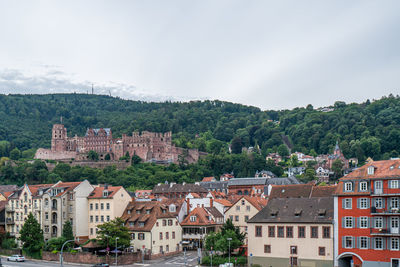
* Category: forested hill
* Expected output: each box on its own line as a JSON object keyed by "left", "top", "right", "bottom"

{"left": 0, "top": 93, "right": 399, "bottom": 161}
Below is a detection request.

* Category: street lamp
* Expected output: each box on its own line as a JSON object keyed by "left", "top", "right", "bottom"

{"left": 60, "top": 237, "right": 79, "bottom": 267}
{"left": 227, "top": 238, "right": 232, "bottom": 264}
{"left": 115, "top": 237, "right": 120, "bottom": 266}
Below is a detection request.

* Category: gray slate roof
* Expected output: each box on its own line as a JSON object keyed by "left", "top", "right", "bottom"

{"left": 265, "top": 176, "right": 300, "bottom": 185}
{"left": 85, "top": 128, "right": 111, "bottom": 136}
{"left": 152, "top": 183, "right": 208, "bottom": 194}
{"left": 228, "top": 178, "right": 268, "bottom": 186}
{"left": 200, "top": 181, "right": 228, "bottom": 191}
{"left": 0, "top": 185, "right": 18, "bottom": 193}
{"left": 248, "top": 197, "right": 333, "bottom": 224}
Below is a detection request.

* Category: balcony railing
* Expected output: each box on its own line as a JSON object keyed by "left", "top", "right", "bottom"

{"left": 370, "top": 228, "right": 400, "bottom": 236}
{"left": 371, "top": 207, "right": 400, "bottom": 215}
{"left": 51, "top": 233, "right": 58, "bottom": 237}
{"left": 6, "top": 218, "right": 14, "bottom": 224}
{"left": 52, "top": 206, "right": 57, "bottom": 210}
{"left": 51, "top": 219, "right": 57, "bottom": 224}
{"left": 372, "top": 188, "right": 400, "bottom": 196}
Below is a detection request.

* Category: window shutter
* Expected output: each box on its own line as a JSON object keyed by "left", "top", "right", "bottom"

{"left": 372, "top": 238, "right": 375, "bottom": 249}
{"left": 367, "top": 199, "right": 370, "bottom": 208}
{"left": 342, "top": 217, "right": 345, "bottom": 228}
{"left": 366, "top": 217, "right": 370, "bottom": 228}
{"left": 382, "top": 198, "right": 385, "bottom": 209}
{"left": 352, "top": 217, "right": 355, "bottom": 228}
{"left": 383, "top": 218, "right": 386, "bottom": 229}
{"left": 352, "top": 237, "right": 355, "bottom": 248}
{"left": 356, "top": 237, "right": 360, "bottom": 248}
{"left": 357, "top": 218, "right": 360, "bottom": 228}
{"left": 342, "top": 237, "right": 345, "bottom": 248}
{"left": 342, "top": 199, "right": 346, "bottom": 208}
{"left": 383, "top": 238, "right": 386, "bottom": 250}
{"left": 357, "top": 198, "right": 360, "bottom": 209}
{"left": 367, "top": 237, "right": 370, "bottom": 249}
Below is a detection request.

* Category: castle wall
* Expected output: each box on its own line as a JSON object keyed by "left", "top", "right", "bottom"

{"left": 35, "top": 148, "right": 77, "bottom": 160}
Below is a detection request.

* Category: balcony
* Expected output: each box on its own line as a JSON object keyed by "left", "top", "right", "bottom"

{"left": 52, "top": 206, "right": 57, "bottom": 211}
{"left": 6, "top": 218, "right": 14, "bottom": 224}
{"left": 51, "top": 233, "right": 58, "bottom": 238}
{"left": 370, "top": 228, "right": 400, "bottom": 236}
{"left": 371, "top": 207, "right": 400, "bottom": 215}
{"left": 51, "top": 219, "right": 57, "bottom": 224}
{"left": 371, "top": 188, "right": 400, "bottom": 196}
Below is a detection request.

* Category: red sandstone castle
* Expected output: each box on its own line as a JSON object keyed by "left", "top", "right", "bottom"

{"left": 35, "top": 124, "right": 201, "bottom": 163}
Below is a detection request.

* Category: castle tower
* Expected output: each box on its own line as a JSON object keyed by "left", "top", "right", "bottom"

{"left": 51, "top": 124, "right": 68, "bottom": 152}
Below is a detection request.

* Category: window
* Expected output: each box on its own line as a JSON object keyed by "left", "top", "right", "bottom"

{"left": 241, "top": 200, "right": 245, "bottom": 205}
{"left": 159, "top": 232, "right": 163, "bottom": 240}
{"left": 390, "top": 180, "right": 399, "bottom": 189}
{"left": 190, "top": 216, "right": 196, "bottom": 222}
{"left": 278, "top": 226, "right": 284, "bottom": 238}
{"left": 106, "top": 203, "right": 110, "bottom": 210}
{"left": 311, "top": 226, "right": 318, "bottom": 238}
{"left": 244, "top": 215, "right": 249, "bottom": 222}
{"left": 374, "top": 217, "right": 383, "bottom": 228}
{"left": 229, "top": 215, "right": 233, "bottom": 221}
{"left": 138, "top": 233, "right": 145, "bottom": 240}
{"left": 286, "top": 227, "right": 293, "bottom": 238}
{"left": 168, "top": 219, "right": 172, "bottom": 226}
{"left": 246, "top": 205, "right": 250, "bottom": 211}
{"left": 172, "top": 231, "right": 175, "bottom": 239}
{"left": 268, "top": 226, "right": 275, "bottom": 237}
{"left": 374, "top": 198, "right": 383, "bottom": 209}
{"left": 290, "top": 257, "right": 298, "bottom": 266}
{"left": 131, "top": 233, "right": 135, "bottom": 240}
{"left": 375, "top": 237, "right": 383, "bottom": 250}
{"left": 235, "top": 216, "right": 239, "bottom": 222}
{"left": 344, "top": 217, "right": 353, "bottom": 228}
{"left": 360, "top": 217, "right": 368, "bottom": 228}
{"left": 318, "top": 247, "right": 325, "bottom": 256}
{"left": 90, "top": 216, "right": 93, "bottom": 222}
{"left": 264, "top": 245, "right": 271, "bottom": 253}
{"left": 90, "top": 228, "right": 93, "bottom": 235}
{"left": 69, "top": 204, "right": 72, "bottom": 212}
{"left": 166, "top": 232, "right": 169, "bottom": 239}
{"left": 391, "top": 238, "right": 399, "bottom": 250}
{"left": 106, "top": 216, "right": 110, "bottom": 222}
{"left": 255, "top": 226, "right": 262, "bottom": 237}
{"left": 343, "top": 198, "right": 352, "bottom": 209}
{"left": 101, "top": 215, "right": 104, "bottom": 222}
{"left": 367, "top": 166, "right": 374, "bottom": 175}
{"left": 298, "top": 226, "right": 305, "bottom": 238}
{"left": 44, "top": 225, "right": 49, "bottom": 233}
{"left": 159, "top": 246, "right": 163, "bottom": 253}
{"left": 391, "top": 198, "right": 399, "bottom": 209}
{"left": 236, "top": 206, "right": 240, "bottom": 211}
{"left": 360, "top": 237, "right": 368, "bottom": 249}
{"left": 344, "top": 236, "right": 353, "bottom": 248}
{"left": 360, "top": 181, "right": 368, "bottom": 191}
{"left": 101, "top": 203, "right": 104, "bottom": 210}
{"left": 345, "top": 182, "right": 353, "bottom": 192}
{"left": 45, "top": 212, "right": 49, "bottom": 220}
{"left": 323, "top": 227, "right": 330, "bottom": 238}
{"left": 95, "top": 216, "right": 99, "bottom": 222}
{"left": 359, "top": 198, "right": 369, "bottom": 209}
{"left": 290, "top": 246, "right": 297, "bottom": 254}
{"left": 95, "top": 203, "right": 98, "bottom": 210}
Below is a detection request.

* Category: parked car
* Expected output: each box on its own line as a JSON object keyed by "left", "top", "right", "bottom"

{"left": 92, "top": 264, "right": 109, "bottom": 267}
{"left": 7, "top": 255, "right": 25, "bottom": 262}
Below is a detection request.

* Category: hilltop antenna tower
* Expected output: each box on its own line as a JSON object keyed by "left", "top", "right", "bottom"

{"left": 92, "top": 84, "right": 94, "bottom": 94}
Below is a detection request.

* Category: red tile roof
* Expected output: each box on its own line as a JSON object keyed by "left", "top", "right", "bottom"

{"left": 88, "top": 186, "right": 123, "bottom": 199}
{"left": 214, "top": 199, "right": 233, "bottom": 207}
{"left": 226, "top": 196, "right": 267, "bottom": 213}
{"left": 202, "top": 177, "right": 215, "bottom": 182}
{"left": 181, "top": 207, "right": 219, "bottom": 226}
{"left": 342, "top": 159, "right": 400, "bottom": 180}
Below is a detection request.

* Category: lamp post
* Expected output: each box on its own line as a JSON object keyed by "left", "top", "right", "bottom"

{"left": 115, "top": 237, "right": 120, "bottom": 266}
{"left": 227, "top": 238, "right": 232, "bottom": 264}
{"left": 60, "top": 238, "right": 78, "bottom": 267}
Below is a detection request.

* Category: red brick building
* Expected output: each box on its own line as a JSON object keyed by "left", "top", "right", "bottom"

{"left": 334, "top": 159, "right": 400, "bottom": 267}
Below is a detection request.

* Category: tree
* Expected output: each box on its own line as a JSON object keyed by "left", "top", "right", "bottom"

{"left": 19, "top": 213, "right": 44, "bottom": 258}
{"left": 302, "top": 168, "right": 316, "bottom": 182}
{"left": 104, "top": 154, "right": 111, "bottom": 160}
{"left": 277, "top": 144, "right": 289, "bottom": 158}
{"left": 9, "top": 148, "right": 21, "bottom": 160}
{"left": 97, "top": 218, "right": 130, "bottom": 249}
{"left": 332, "top": 159, "right": 344, "bottom": 179}
{"left": 231, "top": 136, "right": 243, "bottom": 154}
{"left": 62, "top": 221, "right": 74, "bottom": 241}
{"left": 131, "top": 154, "right": 142, "bottom": 165}
{"left": 88, "top": 150, "right": 99, "bottom": 161}
{"left": 205, "top": 219, "right": 244, "bottom": 256}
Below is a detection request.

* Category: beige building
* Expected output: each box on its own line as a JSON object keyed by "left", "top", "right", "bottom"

{"left": 247, "top": 197, "right": 334, "bottom": 267}
{"left": 224, "top": 196, "right": 266, "bottom": 243}
{"left": 87, "top": 185, "right": 131, "bottom": 239}
{"left": 122, "top": 201, "right": 182, "bottom": 255}
{"left": 41, "top": 180, "right": 94, "bottom": 241}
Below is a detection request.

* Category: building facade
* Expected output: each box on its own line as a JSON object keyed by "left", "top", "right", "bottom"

{"left": 334, "top": 159, "right": 400, "bottom": 267}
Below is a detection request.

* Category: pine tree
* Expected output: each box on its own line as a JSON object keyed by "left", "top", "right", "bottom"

{"left": 19, "top": 213, "right": 44, "bottom": 258}
{"left": 62, "top": 220, "right": 74, "bottom": 241}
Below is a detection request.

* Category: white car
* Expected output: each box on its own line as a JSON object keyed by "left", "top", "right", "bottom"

{"left": 7, "top": 255, "right": 25, "bottom": 262}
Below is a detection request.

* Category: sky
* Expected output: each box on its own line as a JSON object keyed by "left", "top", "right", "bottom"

{"left": 0, "top": 0, "right": 399, "bottom": 110}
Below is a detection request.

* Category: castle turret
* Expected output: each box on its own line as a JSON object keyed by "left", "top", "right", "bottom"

{"left": 51, "top": 124, "right": 68, "bottom": 152}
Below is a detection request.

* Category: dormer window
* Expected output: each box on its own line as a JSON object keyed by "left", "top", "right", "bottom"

{"left": 270, "top": 209, "right": 278, "bottom": 218}
{"left": 190, "top": 216, "right": 196, "bottom": 222}
{"left": 344, "top": 182, "right": 353, "bottom": 192}
{"left": 367, "top": 166, "right": 375, "bottom": 175}
{"left": 127, "top": 210, "right": 131, "bottom": 214}
{"left": 136, "top": 210, "right": 141, "bottom": 214}
{"left": 294, "top": 208, "right": 302, "bottom": 217}
{"left": 103, "top": 190, "right": 109, "bottom": 197}
{"left": 318, "top": 209, "right": 326, "bottom": 217}
{"left": 146, "top": 209, "right": 151, "bottom": 214}
{"left": 169, "top": 205, "right": 176, "bottom": 213}
{"left": 139, "top": 222, "right": 145, "bottom": 227}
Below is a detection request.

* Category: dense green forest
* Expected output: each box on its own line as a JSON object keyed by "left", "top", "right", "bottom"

{"left": 0, "top": 93, "right": 399, "bottom": 188}
{"left": 0, "top": 93, "right": 399, "bottom": 160}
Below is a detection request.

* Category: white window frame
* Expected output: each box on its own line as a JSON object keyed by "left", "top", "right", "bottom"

{"left": 374, "top": 217, "right": 383, "bottom": 229}
{"left": 375, "top": 198, "right": 383, "bottom": 209}
{"left": 367, "top": 166, "right": 374, "bottom": 175}
{"left": 345, "top": 182, "right": 353, "bottom": 192}
{"left": 391, "top": 198, "right": 399, "bottom": 209}
{"left": 360, "top": 217, "right": 368, "bottom": 228}
{"left": 360, "top": 181, "right": 368, "bottom": 191}
{"left": 360, "top": 237, "right": 368, "bottom": 249}
{"left": 344, "top": 198, "right": 352, "bottom": 209}
{"left": 344, "top": 236, "right": 353, "bottom": 248}
{"left": 375, "top": 237, "right": 383, "bottom": 250}
{"left": 344, "top": 217, "right": 353, "bottom": 228}
{"left": 389, "top": 180, "right": 399, "bottom": 189}
{"left": 391, "top": 238, "right": 399, "bottom": 251}
{"left": 360, "top": 198, "right": 368, "bottom": 209}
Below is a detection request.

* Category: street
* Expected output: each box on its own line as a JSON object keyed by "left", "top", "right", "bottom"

{"left": 0, "top": 257, "right": 86, "bottom": 267}
{"left": 132, "top": 251, "right": 199, "bottom": 267}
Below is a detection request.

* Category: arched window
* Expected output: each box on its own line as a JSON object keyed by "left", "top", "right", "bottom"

{"left": 24, "top": 193, "right": 28, "bottom": 202}
{"left": 244, "top": 190, "right": 249, "bottom": 195}
{"left": 238, "top": 190, "right": 243, "bottom": 195}
{"left": 24, "top": 205, "right": 27, "bottom": 215}
{"left": 52, "top": 199, "right": 57, "bottom": 209}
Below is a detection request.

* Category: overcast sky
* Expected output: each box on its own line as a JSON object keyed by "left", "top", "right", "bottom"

{"left": 0, "top": 1, "right": 399, "bottom": 110}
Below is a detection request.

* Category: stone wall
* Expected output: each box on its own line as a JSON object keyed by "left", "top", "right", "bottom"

{"left": 42, "top": 251, "right": 140, "bottom": 265}
{"left": 35, "top": 148, "right": 77, "bottom": 160}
